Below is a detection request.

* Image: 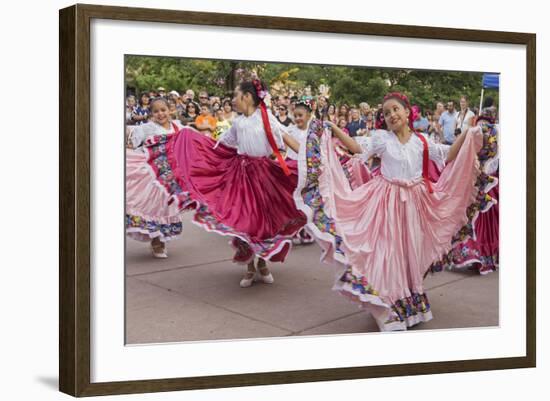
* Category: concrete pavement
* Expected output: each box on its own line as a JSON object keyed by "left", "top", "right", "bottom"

{"left": 125, "top": 214, "right": 499, "bottom": 344}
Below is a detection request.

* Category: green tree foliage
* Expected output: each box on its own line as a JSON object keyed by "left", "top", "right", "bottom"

{"left": 126, "top": 56, "right": 496, "bottom": 112}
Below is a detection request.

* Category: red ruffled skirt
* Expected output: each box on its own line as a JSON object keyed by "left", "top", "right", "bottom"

{"left": 126, "top": 128, "right": 306, "bottom": 263}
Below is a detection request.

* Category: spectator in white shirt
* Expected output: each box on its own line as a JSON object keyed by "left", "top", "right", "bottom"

{"left": 456, "top": 95, "right": 476, "bottom": 136}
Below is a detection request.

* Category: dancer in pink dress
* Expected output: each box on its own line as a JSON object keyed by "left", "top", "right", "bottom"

{"left": 126, "top": 97, "right": 185, "bottom": 258}
{"left": 126, "top": 79, "right": 306, "bottom": 287}
{"left": 292, "top": 92, "right": 483, "bottom": 331}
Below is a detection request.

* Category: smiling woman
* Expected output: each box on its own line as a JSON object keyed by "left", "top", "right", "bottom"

{"left": 294, "top": 91, "right": 484, "bottom": 331}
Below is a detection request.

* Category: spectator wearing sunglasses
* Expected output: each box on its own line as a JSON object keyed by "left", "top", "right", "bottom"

{"left": 276, "top": 104, "right": 293, "bottom": 127}
{"left": 198, "top": 91, "right": 210, "bottom": 106}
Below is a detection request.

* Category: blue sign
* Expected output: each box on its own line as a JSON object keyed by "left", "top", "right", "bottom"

{"left": 482, "top": 73, "right": 499, "bottom": 89}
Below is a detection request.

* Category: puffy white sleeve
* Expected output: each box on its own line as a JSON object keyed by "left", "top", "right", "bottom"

{"left": 129, "top": 124, "right": 149, "bottom": 149}
{"left": 427, "top": 137, "right": 450, "bottom": 169}
{"left": 173, "top": 120, "right": 185, "bottom": 131}
{"left": 216, "top": 124, "right": 238, "bottom": 148}
{"left": 353, "top": 130, "right": 386, "bottom": 161}
{"left": 483, "top": 124, "right": 500, "bottom": 175}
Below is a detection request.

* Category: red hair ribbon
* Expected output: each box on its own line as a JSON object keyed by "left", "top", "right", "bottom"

{"left": 253, "top": 79, "right": 290, "bottom": 176}
{"left": 414, "top": 132, "right": 434, "bottom": 194}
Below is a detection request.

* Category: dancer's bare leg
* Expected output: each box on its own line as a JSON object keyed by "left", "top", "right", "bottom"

{"left": 240, "top": 259, "right": 257, "bottom": 288}
{"left": 150, "top": 237, "right": 167, "bottom": 258}
{"left": 256, "top": 258, "right": 274, "bottom": 284}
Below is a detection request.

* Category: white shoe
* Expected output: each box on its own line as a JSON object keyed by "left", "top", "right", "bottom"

{"left": 151, "top": 249, "right": 168, "bottom": 259}
{"left": 150, "top": 242, "right": 168, "bottom": 259}
{"left": 256, "top": 270, "right": 274, "bottom": 284}
{"left": 239, "top": 271, "right": 256, "bottom": 288}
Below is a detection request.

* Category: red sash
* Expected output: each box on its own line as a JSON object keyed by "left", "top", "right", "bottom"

{"left": 414, "top": 132, "right": 434, "bottom": 194}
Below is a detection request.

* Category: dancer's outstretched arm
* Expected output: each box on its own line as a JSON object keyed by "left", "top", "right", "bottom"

{"left": 283, "top": 133, "right": 300, "bottom": 154}
{"left": 325, "top": 121, "right": 362, "bottom": 154}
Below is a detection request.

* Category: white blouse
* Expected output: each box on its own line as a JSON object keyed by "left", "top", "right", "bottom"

{"left": 216, "top": 108, "right": 285, "bottom": 157}
{"left": 354, "top": 129, "right": 450, "bottom": 181}
{"left": 129, "top": 120, "right": 183, "bottom": 149}
{"left": 285, "top": 124, "right": 307, "bottom": 160}
{"left": 456, "top": 108, "right": 476, "bottom": 135}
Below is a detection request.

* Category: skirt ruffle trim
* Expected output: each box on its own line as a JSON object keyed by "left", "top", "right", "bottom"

{"left": 191, "top": 205, "right": 300, "bottom": 264}
{"left": 448, "top": 253, "right": 499, "bottom": 275}
{"left": 293, "top": 120, "right": 348, "bottom": 266}
{"left": 333, "top": 267, "right": 433, "bottom": 331}
{"left": 126, "top": 148, "right": 184, "bottom": 242}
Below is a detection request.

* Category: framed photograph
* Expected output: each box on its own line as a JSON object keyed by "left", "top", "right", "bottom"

{"left": 59, "top": 3, "right": 536, "bottom": 397}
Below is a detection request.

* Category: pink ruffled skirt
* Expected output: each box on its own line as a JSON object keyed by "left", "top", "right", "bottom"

{"left": 126, "top": 148, "right": 183, "bottom": 243}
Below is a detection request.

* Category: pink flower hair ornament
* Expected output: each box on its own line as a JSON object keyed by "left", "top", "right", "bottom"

{"left": 252, "top": 79, "right": 268, "bottom": 101}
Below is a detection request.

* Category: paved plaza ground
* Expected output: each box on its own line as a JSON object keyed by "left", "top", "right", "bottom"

{"left": 125, "top": 214, "right": 499, "bottom": 344}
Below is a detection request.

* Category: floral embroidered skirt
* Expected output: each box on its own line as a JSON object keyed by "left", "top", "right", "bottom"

{"left": 430, "top": 126, "right": 499, "bottom": 276}
{"left": 294, "top": 119, "right": 483, "bottom": 331}
{"left": 126, "top": 148, "right": 183, "bottom": 243}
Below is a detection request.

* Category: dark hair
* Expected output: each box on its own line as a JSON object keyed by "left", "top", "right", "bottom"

{"left": 186, "top": 101, "right": 199, "bottom": 114}
{"left": 294, "top": 101, "right": 312, "bottom": 113}
{"left": 238, "top": 80, "right": 268, "bottom": 107}
{"left": 382, "top": 94, "right": 409, "bottom": 110}
{"left": 138, "top": 92, "right": 150, "bottom": 106}
{"left": 222, "top": 99, "right": 232, "bottom": 108}
{"left": 149, "top": 96, "right": 169, "bottom": 110}
{"left": 482, "top": 96, "right": 494, "bottom": 109}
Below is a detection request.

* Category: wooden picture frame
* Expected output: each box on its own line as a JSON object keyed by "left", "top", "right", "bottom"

{"left": 59, "top": 3, "right": 536, "bottom": 397}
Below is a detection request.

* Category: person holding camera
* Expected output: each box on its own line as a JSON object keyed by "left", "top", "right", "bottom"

{"left": 439, "top": 100, "right": 459, "bottom": 144}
